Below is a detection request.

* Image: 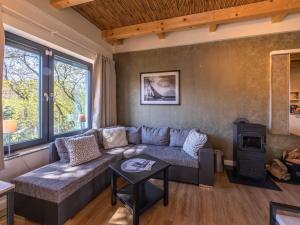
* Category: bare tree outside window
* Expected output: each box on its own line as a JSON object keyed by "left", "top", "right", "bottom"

{"left": 54, "top": 56, "right": 89, "bottom": 134}
{"left": 2, "top": 44, "right": 89, "bottom": 146}
{"left": 3, "top": 45, "right": 40, "bottom": 145}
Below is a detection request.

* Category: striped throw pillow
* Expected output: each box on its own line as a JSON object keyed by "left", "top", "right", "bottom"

{"left": 183, "top": 130, "right": 207, "bottom": 159}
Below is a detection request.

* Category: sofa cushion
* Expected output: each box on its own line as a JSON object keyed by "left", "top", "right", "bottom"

{"left": 183, "top": 130, "right": 208, "bottom": 159}
{"left": 123, "top": 144, "right": 150, "bottom": 159}
{"left": 102, "top": 127, "right": 128, "bottom": 149}
{"left": 105, "top": 145, "right": 134, "bottom": 161}
{"left": 66, "top": 135, "right": 102, "bottom": 166}
{"left": 142, "top": 126, "right": 170, "bottom": 146}
{"left": 126, "top": 127, "right": 141, "bottom": 144}
{"left": 55, "top": 129, "right": 98, "bottom": 163}
{"left": 97, "top": 128, "right": 104, "bottom": 148}
{"left": 12, "top": 154, "right": 117, "bottom": 203}
{"left": 123, "top": 145, "right": 199, "bottom": 168}
{"left": 170, "top": 128, "right": 198, "bottom": 147}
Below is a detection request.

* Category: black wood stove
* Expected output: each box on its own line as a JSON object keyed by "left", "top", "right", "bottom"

{"left": 233, "top": 120, "right": 267, "bottom": 180}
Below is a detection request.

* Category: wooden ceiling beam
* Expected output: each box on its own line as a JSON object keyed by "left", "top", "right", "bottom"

{"left": 271, "top": 13, "right": 288, "bottom": 23}
{"left": 209, "top": 24, "right": 218, "bottom": 32}
{"left": 107, "top": 39, "right": 124, "bottom": 45}
{"left": 102, "top": 0, "right": 300, "bottom": 41}
{"left": 51, "top": 0, "right": 94, "bottom": 9}
{"left": 156, "top": 32, "right": 166, "bottom": 39}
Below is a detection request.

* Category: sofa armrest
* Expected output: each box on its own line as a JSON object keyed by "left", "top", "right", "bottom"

{"left": 198, "top": 143, "right": 215, "bottom": 186}
{"left": 49, "top": 142, "right": 60, "bottom": 163}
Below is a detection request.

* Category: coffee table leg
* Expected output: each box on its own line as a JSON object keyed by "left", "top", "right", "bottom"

{"left": 163, "top": 168, "right": 169, "bottom": 206}
{"left": 7, "top": 191, "right": 14, "bottom": 225}
{"left": 111, "top": 171, "right": 117, "bottom": 206}
{"left": 133, "top": 184, "right": 139, "bottom": 225}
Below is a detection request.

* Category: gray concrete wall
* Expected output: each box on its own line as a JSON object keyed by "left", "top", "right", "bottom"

{"left": 114, "top": 31, "right": 300, "bottom": 160}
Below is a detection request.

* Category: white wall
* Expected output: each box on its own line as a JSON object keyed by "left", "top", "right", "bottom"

{"left": 1, "top": 0, "right": 113, "bottom": 61}
{"left": 114, "top": 13, "right": 300, "bottom": 53}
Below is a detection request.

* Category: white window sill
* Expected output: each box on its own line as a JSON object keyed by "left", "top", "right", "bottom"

{"left": 4, "top": 144, "right": 49, "bottom": 161}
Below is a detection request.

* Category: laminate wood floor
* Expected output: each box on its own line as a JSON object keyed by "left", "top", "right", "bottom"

{"left": 1, "top": 173, "right": 300, "bottom": 225}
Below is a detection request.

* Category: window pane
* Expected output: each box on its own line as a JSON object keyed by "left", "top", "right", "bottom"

{"left": 3, "top": 45, "right": 41, "bottom": 145}
{"left": 54, "top": 55, "right": 89, "bottom": 135}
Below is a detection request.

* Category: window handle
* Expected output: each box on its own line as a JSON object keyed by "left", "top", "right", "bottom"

{"left": 43, "top": 93, "right": 49, "bottom": 102}
{"left": 50, "top": 93, "right": 55, "bottom": 101}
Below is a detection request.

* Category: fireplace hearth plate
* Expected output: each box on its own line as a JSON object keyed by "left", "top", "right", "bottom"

{"left": 226, "top": 167, "right": 282, "bottom": 191}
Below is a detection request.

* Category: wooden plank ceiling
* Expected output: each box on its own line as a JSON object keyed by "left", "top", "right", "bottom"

{"left": 73, "top": 0, "right": 266, "bottom": 30}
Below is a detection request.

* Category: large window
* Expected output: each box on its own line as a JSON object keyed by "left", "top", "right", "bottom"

{"left": 2, "top": 33, "right": 92, "bottom": 153}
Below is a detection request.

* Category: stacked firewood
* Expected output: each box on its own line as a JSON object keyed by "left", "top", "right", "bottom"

{"left": 267, "top": 148, "right": 300, "bottom": 181}
{"left": 266, "top": 159, "right": 291, "bottom": 181}
{"left": 283, "top": 148, "right": 300, "bottom": 165}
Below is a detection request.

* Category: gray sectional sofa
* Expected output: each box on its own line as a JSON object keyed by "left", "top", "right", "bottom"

{"left": 12, "top": 126, "right": 215, "bottom": 225}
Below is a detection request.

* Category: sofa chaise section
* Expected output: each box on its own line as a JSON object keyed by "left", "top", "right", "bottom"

{"left": 12, "top": 151, "right": 118, "bottom": 225}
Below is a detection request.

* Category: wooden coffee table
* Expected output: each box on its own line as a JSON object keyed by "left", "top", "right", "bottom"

{"left": 109, "top": 154, "right": 170, "bottom": 225}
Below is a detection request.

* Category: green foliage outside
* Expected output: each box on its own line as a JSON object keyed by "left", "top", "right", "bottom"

{"left": 3, "top": 45, "right": 88, "bottom": 145}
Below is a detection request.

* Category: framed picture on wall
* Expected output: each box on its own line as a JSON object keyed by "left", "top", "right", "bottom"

{"left": 140, "top": 70, "right": 180, "bottom": 105}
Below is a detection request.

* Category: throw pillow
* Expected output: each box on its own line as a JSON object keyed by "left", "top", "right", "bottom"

{"left": 65, "top": 135, "right": 102, "bottom": 166}
{"left": 169, "top": 128, "right": 199, "bottom": 147}
{"left": 183, "top": 130, "right": 208, "bottom": 159}
{"left": 97, "top": 126, "right": 119, "bottom": 149}
{"left": 126, "top": 126, "right": 141, "bottom": 144}
{"left": 102, "top": 127, "right": 128, "bottom": 149}
{"left": 141, "top": 126, "right": 170, "bottom": 146}
{"left": 55, "top": 129, "right": 98, "bottom": 163}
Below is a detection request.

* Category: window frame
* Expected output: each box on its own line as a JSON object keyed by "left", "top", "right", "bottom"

{"left": 48, "top": 49, "right": 93, "bottom": 141}
{"left": 3, "top": 32, "right": 93, "bottom": 153}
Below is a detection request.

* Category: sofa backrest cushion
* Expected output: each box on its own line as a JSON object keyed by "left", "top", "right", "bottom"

{"left": 55, "top": 129, "right": 98, "bottom": 163}
{"left": 126, "top": 126, "right": 141, "bottom": 144}
{"left": 183, "top": 130, "right": 208, "bottom": 159}
{"left": 97, "top": 128, "right": 104, "bottom": 148}
{"left": 66, "top": 135, "right": 102, "bottom": 166}
{"left": 102, "top": 127, "right": 128, "bottom": 149}
{"left": 142, "top": 126, "right": 170, "bottom": 146}
{"left": 170, "top": 128, "right": 199, "bottom": 147}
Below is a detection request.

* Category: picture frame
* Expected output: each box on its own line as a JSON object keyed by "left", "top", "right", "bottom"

{"left": 140, "top": 70, "right": 180, "bottom": 105}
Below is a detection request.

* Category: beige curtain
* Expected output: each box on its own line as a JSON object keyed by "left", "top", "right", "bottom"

{"left": 92, "top": 54, "right": 117, "bottom": 128}
{"left": 270, "top": 54, "right": 290, "bottom": 135}
{"left": 0, "top": 13, "right": 5, "bottom": 170}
